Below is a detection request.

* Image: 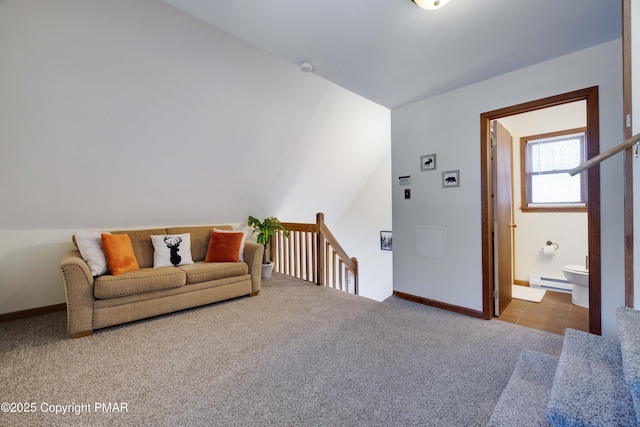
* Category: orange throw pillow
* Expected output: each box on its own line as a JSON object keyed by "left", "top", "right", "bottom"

{"left": 101, "top": 233, "right": 140, "bottom": 275}
{"left": 205, "top": 231, "right": 243, "bottom": 262}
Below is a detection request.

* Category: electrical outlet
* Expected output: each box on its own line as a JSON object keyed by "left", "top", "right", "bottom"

{"left": 404, "top": 189, "right": 411, "bottom": 199}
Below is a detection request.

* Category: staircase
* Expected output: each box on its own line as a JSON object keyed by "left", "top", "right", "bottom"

{"left": 272, "top": 212, "right": 358, "bottom": 294}
{"left": 489, "top": 307, "right": 640, "bottom": 426}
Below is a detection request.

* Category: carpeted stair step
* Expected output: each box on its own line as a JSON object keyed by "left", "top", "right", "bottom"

{"left": 546, "top": 328, "right": 636, "bottom": 427}
{"left": 617, "top": 306, "right": 640, "bottom": 424}
{"left": 487, "top": 349, "right": 558, "bottom": 427}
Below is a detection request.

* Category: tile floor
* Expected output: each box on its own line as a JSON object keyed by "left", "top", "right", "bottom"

{"left": 497, "top": 287, "right": 589, "bottom": 335}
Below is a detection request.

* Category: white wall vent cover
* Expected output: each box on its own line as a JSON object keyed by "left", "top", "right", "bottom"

{"left": 416, "top": 226, "right": 446, "bottom": 259}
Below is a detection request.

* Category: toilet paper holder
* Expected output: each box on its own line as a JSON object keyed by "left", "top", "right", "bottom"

{"left": 545, "top": 241, "right": 559, "bottom": 250}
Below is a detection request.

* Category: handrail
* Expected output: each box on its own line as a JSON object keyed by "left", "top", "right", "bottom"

{"left": 319, "top": 221, "right": 358, "bottom": 275}
{"left": 270, "top": 212, "right": 358, "bottom": 294}
{"left": 569, "top": 132, "right": 640, "bottom": 176}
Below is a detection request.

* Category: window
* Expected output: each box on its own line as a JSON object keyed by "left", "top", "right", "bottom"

{"left": 520, "top": 128, "right": 587, "bottom": 212}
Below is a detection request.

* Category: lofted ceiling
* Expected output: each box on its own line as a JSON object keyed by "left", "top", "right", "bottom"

{"left": 163, "top": 0, "right": 621, "bottom": 109}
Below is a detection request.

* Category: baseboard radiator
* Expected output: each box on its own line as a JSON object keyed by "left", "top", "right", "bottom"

{"left": 529, "top": 275, "right": 572, "bottom": 294}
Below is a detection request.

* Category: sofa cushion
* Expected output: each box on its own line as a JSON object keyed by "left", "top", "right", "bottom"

{"left": 167, "top": 225, "right": 233, "bottom": 262}
{"left": 213, "top": 228, "right": 247, "bottom": 262}
{"left": 74, "top": 230, "right": 111, "bottom": 276}
{"left": 94, "top": 267, "right": 186, "bottom": 299}
{"left": 113, "top": 228, "right": 167, "bottom": 268}
{"left": 205, "top": 231, "right": 243, "bottom": 262}
{"left": 151, "top": 234, "right": 194, "bottom": 267}
{"left": 178, "top": 261, "right": 249, "bottom": 285}
{"left": 101, "top": 233, "right": 140, "bottom": 276}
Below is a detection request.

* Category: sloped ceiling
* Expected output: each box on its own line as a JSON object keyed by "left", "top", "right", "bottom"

{"left": 164, "top": 0, "right": 621, "bottom": 109}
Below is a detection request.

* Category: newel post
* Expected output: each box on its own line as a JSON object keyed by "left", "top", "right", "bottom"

{"left": 316, "top": 212, "right": 325, "bottom": 286}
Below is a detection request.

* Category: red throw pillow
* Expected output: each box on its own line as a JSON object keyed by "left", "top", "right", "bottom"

{"left": 205, "top": 231, "right": 243, "bottom": 262}
{"left": 101, "top": 233, "right": 140, "bottom": 275}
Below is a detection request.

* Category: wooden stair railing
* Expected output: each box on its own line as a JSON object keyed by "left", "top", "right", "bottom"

{"left": 568, "top": 131, "right": 640, "bottom": 309}
{"left": 270, "top": 212, "right": 358, "bottom": 294}
{"left": 569, "top": 132, "right": 640, "bottom": 175}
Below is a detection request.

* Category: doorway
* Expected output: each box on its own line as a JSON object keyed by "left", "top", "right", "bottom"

{"left": 480, "top": 87, "right": 602, "bottom": 335}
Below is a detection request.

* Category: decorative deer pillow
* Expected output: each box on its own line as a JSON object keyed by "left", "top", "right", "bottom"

{"left": 151, "top": 233, "right": 194, "bottom": 268}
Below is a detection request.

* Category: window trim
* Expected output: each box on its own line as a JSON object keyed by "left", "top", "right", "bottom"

{"left": 520, "top": 127, "right": 588, "bottom": 213}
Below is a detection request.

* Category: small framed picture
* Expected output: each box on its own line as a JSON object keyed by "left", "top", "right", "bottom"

{"left": 420, "top": 154, "right": 436, "bottom": 171}
{"left": 380, "top": 231, "right": 392, "bottom": 251}
{"left": 442, "top": 170, "right": 460, "bottom": 188}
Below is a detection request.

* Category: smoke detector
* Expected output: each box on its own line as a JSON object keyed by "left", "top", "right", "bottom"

{"left": 299, "top": 62, "right": 314, "bottom": 73}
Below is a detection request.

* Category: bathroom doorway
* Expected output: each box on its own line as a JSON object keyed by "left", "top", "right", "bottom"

{"left": 480, "top": 87, "right": 601, "bottom": 335}
{"left": 493, "top": 102, "right": 589, "bottom": 334}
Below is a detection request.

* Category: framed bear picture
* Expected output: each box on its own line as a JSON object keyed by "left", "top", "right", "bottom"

{"left": 442, "top": 170, "right": 460, "bottom": 188}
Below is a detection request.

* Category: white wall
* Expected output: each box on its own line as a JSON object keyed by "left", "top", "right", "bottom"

{"left": 392, "top": 40, "right": 624, "bottom": 337}
{"left": 498, "top": 102, "right": 588, "bottom": 283}
{"left": 0, "top": 0, "right": 392, "bottom": 314}
{"left": 333, "top": 150, "right": 393, "bottom": 301}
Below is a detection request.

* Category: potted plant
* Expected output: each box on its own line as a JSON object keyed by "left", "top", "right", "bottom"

{"left": 247, "top": 216, "right": 290, "bottom": 279}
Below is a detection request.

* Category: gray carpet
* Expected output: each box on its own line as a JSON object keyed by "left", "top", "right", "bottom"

{"left": 487, "top": 349, "right": 558, "bottom": 427}
{"left": 617, "top": 306, "right": 640, "bottom": 426}
{"left": 1, "top": 273, "right": 563, "bottom": 426}
{"left": 617, "top": 307, "right": 640, "bottom": 398}
{"left": 547, "top": 329, "right": 636, "bottom": 427}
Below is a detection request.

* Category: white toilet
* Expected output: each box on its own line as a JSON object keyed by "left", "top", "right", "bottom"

{"left": 562, "top": 265, "right": 589, "bottom": 308}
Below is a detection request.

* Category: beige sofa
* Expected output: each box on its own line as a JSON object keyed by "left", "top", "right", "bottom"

{"left": 60, "top": 225, "right": 264, "bottom": 338}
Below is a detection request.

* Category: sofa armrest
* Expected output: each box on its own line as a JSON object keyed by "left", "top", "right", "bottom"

{"left": 59, "top": 250, "right": 95, "bottom": 337}
{"left": 243, "top": 242, "right": 264, "bottom": 294}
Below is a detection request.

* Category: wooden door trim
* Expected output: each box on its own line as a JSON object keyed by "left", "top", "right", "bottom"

{"left": 480, "top": 86, "right": 601, "bottom": 334}
{"left": 622, "top": 0, "right": 634, "bottom": 307}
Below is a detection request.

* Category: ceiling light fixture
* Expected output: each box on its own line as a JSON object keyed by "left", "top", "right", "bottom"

{"left": 412, "top": 0, "right": 450, "bottom": 10}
